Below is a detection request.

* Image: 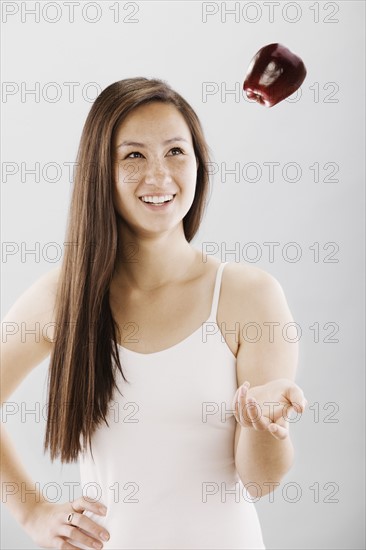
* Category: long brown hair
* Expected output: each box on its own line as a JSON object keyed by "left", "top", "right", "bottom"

{"left": 44, "top": 77, "right": 212, "bottom": 463}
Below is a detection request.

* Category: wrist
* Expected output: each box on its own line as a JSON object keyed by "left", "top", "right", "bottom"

{"left": 19, "top": 497, "right": 51, "bottom": 528}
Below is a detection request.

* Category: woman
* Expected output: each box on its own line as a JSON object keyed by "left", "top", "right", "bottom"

{"left": 1, "top": 77, "right": 307, "bottom": 549}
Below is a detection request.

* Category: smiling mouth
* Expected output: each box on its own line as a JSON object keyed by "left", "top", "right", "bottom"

{"left": 139, "top": 194, "right": 176, "bottom": 205}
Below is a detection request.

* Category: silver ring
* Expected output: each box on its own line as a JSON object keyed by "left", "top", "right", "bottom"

{"left": 67, "top": 512, "right": 74, "bottom": 524}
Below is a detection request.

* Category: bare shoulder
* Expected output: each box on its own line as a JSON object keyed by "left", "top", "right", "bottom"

{"left": 221, "top": 260, "right": 296, "bottom": 345}
{"left": 1, "top": 265, "right": 62, "bottom": 403}
{"left": 223, "top": 261, "right": 286, "bottom": 310}
{"left": 2, "top": 265, "right": 62, "bottom": 327}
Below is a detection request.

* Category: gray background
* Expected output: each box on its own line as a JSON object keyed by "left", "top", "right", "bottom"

{"left": 1, "top": 1, "right": 365, "bottom": 548}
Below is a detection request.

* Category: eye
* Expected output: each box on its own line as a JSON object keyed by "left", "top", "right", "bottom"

{"left": 169, "top": 147, "right": 184, "bottom": 155}
{"left": 125, "top": 151, "right": 143, "bottom": 159}
{"left": 124, "top": 147, "right": 184, "bottom": 160}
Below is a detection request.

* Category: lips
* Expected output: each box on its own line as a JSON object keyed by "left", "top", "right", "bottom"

{"left": 139, "top": 194, "right": 176, "bottom": 208}
{"left": 139, "top": 194, "right": 176, "bottom": 204}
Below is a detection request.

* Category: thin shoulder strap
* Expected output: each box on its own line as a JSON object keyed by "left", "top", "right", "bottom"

{"left": 209, "top": 262, "right": 228, "bottom": 320}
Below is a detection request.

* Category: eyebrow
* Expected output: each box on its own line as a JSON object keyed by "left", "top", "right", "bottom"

{"left": 117, "top": 137, "right": 189, "bottom": 149}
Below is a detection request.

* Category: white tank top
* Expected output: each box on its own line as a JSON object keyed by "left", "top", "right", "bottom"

{"left": 71, "top": 262, "right": 266, "bottom": 549}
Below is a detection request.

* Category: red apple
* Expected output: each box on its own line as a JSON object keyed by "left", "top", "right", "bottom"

{"left": 243, "top": 43, "right": 307, "bottom": 107}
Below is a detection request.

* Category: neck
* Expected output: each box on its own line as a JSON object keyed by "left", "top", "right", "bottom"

{"left": 114, "top": 223, "right": 199, "bottom": 292}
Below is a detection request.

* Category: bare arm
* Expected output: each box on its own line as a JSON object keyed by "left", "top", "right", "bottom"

{"left": 1, "top": 267, "right": 59, "bottom": 525}
{"left": 232, "top": 267, "right": 300, "bottom": 497}
{"left": 1, "top": 268, "right": 111, "bottom": 549}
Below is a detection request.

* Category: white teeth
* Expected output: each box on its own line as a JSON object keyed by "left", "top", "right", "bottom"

{"left": 141, "top": 194, "right": 174, "bottom": 204}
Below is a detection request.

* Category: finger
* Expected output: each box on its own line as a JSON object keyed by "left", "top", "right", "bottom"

{"left": 268, "top": 413, "right": 290, "bottom": 438}
{"left": 77, "top": 513, "right": 110, "bottom": 543}
{"left": 267, "top": 422, "right": 289, "bottom": 440}
{"left": 246, "top": 397, "right": 271, "bottom": 431}
{"left": 52, "top": 537, "right": 82, "bottom": 550}
{"left": 59, "top": 523, "right": 103, "bottom": 549}
{"left": 72, "top": 496, "right": 107, "bottom": 516}
{"left": 232, "top": 386, "right": 243, "bottom": 422}
{"left": 231, "top": 389, "right": 239, "bottom": 416}
{"left": 246, "top": 399, "right": 263, "bottom": 430}
{"left": 238, "top": 382, "right": 251, "bottom": 425}
{"left": 285, "top": 383, "right": 307, "bottom": 413}
{"left": 60, "top": 510, "right": 108, "bottom": 545}
{"left": 237, "top": 386, "right": 244, "bottom": 424}
{"left": 282, "top": 403, "right": 304, "bottom": 422}
{"left": 238, "top": 381, "right": 250, "bottom": 403}
{"left": 232, "top": 388, "right": 239, "bottom": 423}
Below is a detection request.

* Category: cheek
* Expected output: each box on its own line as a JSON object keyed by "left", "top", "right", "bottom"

{"left": 112, "top": 167, "right": 130, "bottom": 214}
{"left": 113, "top": 163, "right": 122, "bottom": 191}
{"left": 114, "top": 163, "right": 142, "bottom": 189}
{"left": 173, "top": 158, "right": 198, "bottom": 182}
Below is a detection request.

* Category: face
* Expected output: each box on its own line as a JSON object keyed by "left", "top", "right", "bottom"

{"left": 112, "top": 101, "right": 199, "bottom": 238}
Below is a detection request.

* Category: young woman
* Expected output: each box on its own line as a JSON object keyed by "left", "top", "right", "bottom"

{"left": 1, "top": 77, "right": 307, "bottom": 549}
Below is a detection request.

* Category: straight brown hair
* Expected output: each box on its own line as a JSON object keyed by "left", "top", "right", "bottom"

{"left": 44, "top": 77, "right": 212, "bottom": 463}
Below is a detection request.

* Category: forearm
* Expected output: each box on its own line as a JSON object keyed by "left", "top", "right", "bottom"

{"left": 1, "top": 424, "right": 50, "bottom": 527}
{"left": 235, "top": 425, "right": 294, "bottom": 498}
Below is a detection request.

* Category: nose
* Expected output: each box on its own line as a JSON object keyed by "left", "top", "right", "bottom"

{"left": 143, "top": 158, "right": 171, "bottom": 187}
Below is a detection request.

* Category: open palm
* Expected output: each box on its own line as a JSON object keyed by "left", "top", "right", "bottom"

{"left": 232, "top": 378, "right": 307, "bottom": 440}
